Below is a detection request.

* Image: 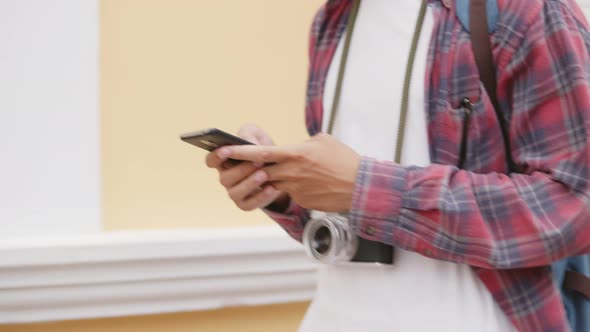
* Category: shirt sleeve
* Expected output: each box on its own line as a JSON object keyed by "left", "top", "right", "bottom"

{"left": 263, "top": 200, "right": 309, "bottom": 242}
{"left": 349, "top": 0, "right": 590, "bottom": 269}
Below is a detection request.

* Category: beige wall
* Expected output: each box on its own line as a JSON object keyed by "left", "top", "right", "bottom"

{"left": 0, "top": 1, "right": 321, "bottom": 331}
{"left": 0, "top": 303, "right": 309, "bottom": 332}
{"left": 98, "top": 0, "right": 320, "bottom": 330}
{"left": 101, "top": 0, "right": 323, "bottom": 230}
{"left": 2, "top": 1, "right": 320, "bottom": 331}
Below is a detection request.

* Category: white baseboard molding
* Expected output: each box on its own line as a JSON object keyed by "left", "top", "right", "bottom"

{"left": 0, "top": 225, "right": 317, "bottom": 324}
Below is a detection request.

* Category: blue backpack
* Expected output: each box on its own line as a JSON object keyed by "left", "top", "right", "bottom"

{"left": 457, "top": 0, "right": 590, "bottom": 330}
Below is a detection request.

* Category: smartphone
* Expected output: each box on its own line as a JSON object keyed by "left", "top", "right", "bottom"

{"left": 180, "top": 128, "right": 253, "bottom": 151}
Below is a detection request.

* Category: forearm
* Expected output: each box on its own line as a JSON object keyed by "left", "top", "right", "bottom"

{"left": 349, "top": 0, "right": 590, "bottom": 270}
{"left": 350, "top": 157, "right": 590, "bottom": 269}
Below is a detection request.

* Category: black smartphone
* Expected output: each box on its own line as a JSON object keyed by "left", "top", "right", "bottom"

{"left": 180, "top": 128, "right": 254, "bottom": 151}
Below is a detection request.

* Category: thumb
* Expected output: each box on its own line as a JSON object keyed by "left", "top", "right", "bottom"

{"left": 238, "top": 124, "right": 273, "bottom": 146}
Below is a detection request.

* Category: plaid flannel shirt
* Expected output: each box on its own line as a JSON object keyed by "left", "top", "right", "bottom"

{"left": 264, "top": 0, "right": 590, "bottom": 330}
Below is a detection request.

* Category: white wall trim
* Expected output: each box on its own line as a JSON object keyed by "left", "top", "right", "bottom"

{"left": 0, "top": 225, "right": 317, "bottom": 324}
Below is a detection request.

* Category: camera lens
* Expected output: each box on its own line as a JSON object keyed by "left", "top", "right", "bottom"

{"left": 312, "top": 226, "right": 332, "bottom": 255}
{"left": 303, "top": 214, "right": 359, "bottom": 264}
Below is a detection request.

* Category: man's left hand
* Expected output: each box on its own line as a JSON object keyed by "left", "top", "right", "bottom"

{"left": 218, "top": 133, "right": 361, "bottom": 212}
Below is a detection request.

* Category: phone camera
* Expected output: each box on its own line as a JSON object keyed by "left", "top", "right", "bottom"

{"left": 200, "top": 140, "right": 219, "bottom": 148}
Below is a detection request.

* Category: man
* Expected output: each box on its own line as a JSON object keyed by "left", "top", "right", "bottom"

{"left": 206, "top": 0, "right": 590, "bottom": 331}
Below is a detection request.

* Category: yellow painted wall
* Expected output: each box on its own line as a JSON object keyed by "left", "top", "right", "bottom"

{"left": 1, "top": 1, "right": 320, "bottom": 331}
{"left": 5, "top": 0, "right": 321, "bottom": 330}
{"left": 60, "top": 1, "right": 318, "bottom": 332}
{"left": 0, "top": 302, "right": 309, "bottom": 332}
{"left": 0, "top": 1, "right": 320, "bottom": 331}
{"left": 101, "top": 0, "right": 323, "bottom": 230}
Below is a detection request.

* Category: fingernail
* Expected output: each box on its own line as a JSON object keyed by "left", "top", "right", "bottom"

{"left": 253, "top": 162, "right": 264, "bottom": 168}
{"left": 255, "top": 171, "right": 267, "bottom": 182}
{"left": 217, "top": 148, "right": 230, "bottom": 159}
{"left": 265, "top": 186, "right": 276, "bottom": 194}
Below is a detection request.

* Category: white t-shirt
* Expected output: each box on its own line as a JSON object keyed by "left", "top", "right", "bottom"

{"left": 300, "top": 1, "right": 514, "bottom": 331}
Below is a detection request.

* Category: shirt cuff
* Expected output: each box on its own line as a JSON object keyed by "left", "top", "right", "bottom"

{"left": 263, "top": 197, "right": 298, "bottom": 218}
{"left": 262, "top": 199, "right": 307, "bottom": 242}
{"left": 349, "top": 157, "right": 408, "bottom": 242}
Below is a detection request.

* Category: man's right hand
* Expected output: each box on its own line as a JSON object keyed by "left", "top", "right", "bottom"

{"left": 205, "top": 124, "right": 289, "bottom": 212}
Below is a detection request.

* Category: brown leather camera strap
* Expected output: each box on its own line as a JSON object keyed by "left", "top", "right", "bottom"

{"left": 469, "top": 0, "right": 590, "bottom": 299}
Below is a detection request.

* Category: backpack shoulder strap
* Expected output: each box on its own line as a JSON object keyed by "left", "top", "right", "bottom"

{"left": 465, "top": 0, "right": 590, "bottom": 299}
{"left": 565, "top": 270, "right": 590, "bottom": 299}
{"left": 463, "top": 0, "right": 521, "bottom": 173}
{"left": 456, "top": 0, "right": 498, "bottom": 34}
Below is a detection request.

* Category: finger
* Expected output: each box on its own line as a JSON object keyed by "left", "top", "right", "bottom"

{"left": 237, "top": 124, "right": 262, "bottom": 145}
{"left": 239, "top": 186, "right": 280, "bottom": 211}
{"left": 228, "top": 170, "right": 268, "bottom": 203}
{"left": 225, "top": 145, "right": 294, "bottom": 163}
{"left": 261, "top": 162, "right": 295, "bottom": 182}
{"left": 238, "top": 124, "right": 274, "bottom": 146}
{"left": 267, "top": 181, "right": 291, "bottom": 194}
{"left": 205, "top": 148, "right": 230, "bottom": 169}
{"left": 219, "top": 162, "right": 261, "bottom": 188}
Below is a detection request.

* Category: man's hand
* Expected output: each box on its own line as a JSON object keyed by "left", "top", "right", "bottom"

{"left": 205, "top": 124, "right": 288, "bottom": 211}
{"left": 218, "top": 133, "right": 361, "bottom": 212}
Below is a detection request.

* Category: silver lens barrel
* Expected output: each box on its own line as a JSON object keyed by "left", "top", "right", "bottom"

{"left": 302, "top": 214, "right": 359, "bottom": 264}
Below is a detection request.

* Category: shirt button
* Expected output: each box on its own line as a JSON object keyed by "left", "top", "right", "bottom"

{"left": 442, "top": 0, "right": 452, "bottom": 9}
{"left": 366, "top": 226, "right": 376, "bottom": 236}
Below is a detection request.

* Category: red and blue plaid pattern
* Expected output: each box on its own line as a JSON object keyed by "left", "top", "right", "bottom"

{"left": 265, "top": 0, "right": 590, "bottom": 330}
